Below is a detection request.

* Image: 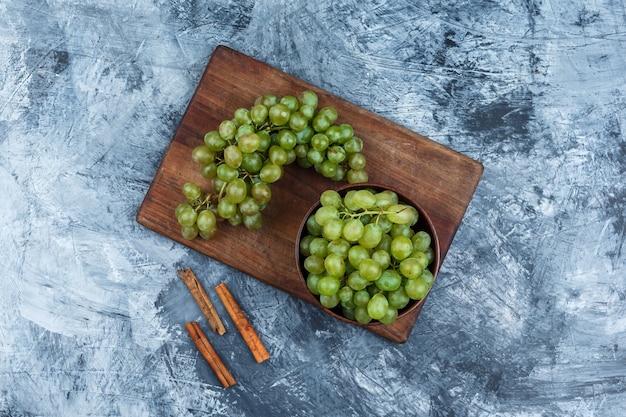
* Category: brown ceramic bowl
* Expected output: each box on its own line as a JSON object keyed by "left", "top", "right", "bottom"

{"left": 295, "top": 182, "right": 441, "bottom": 327}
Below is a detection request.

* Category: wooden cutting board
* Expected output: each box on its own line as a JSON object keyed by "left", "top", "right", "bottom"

{"left": 136, "top": 45, "right": 483, "bottom": 343}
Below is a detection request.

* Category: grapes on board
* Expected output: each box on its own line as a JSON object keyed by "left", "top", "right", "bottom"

{"left": 175, "top": 90, "right": 369, "bottom": 240}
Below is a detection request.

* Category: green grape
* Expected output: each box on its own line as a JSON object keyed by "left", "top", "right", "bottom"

{"left": 238, "top": 132, "right": 261, "bottom": 153}
{"left": 386, "top": 204, "right": 414, "bottom": 225}
{"left": 218, "top": 120, "right": 236, "bottom": 140}
{"left": 259, "top": 163, "right": 282, "bottom": 183}
{"left": 343, "top": 218, "right": 365, "bottom": 243}
{"left": 294, "top": 144, "right": 309, "bottom": 159}
{"left": 311, "top": 134, "right": 329, "bottom": 151}
{"left": 347, "top": 169, "right": 368, "bottom": 184}
{"left": 298, "top": 90, "right": 318, "bottom": 108}
{"left": 225, "top": 178, "right": 247, "bottom": 204}
{"left": 357, "top": 223, "right": 383, "bottom": 249}
{"left": 250, "top": 104, "right": 269, "bottom": 125}
{"left": 354, "top": 306, "right": 372, "bottom": 324}
{"left": 367, "top": 293, "right": 388, "bottom": 320}
{"left": 295, "top": 125, "right": 314, "bottom": 144}
{"left": 299, "top": 104, "right": 316, "bottom": 120}
{"left": 304, "top": 255, "right": 325, "bottom": 274}
{"left": 307, "top": 148, "right": 325, "bottom": 165}
{"left": 299, "top": 235, "right": 315, "bottom": 257}
{"left": 371, "top": 249, "right": 391, "bottom": 269}
{"left": 338, "top": 286, "right": 354, "bottom": 303}
{"left": 379, "top": 308, "right": 398, "bottom": 324}
{"left": 317, "top": 106, "right": 338, "bottom": 124}
{"left": 288, "top": 112, "right": 308, "bottom": 132}
{"left": 312, "top": 114, "right": 331, "bottom": 132}
{"left": 269, "top": 145, "right": 288, "bottom": 166}
{"left": 234, "top": 107, "right": 252, "bottom": 125}
{"left": 237, "top": 123, "right": 255, "bottom": 138}
{"left": 306, "top": 215, "right": 323, "bottom": 236}
{"left": 405, "top": 277, "right": 430, "bottom": 300}
{"left": 257, "top": 94, "right": 278, "bottom": 107}
{"left": 324, "top": 254, "right": 345, "bottom": 277}
{"left": 359, "top": 258, "right": 382, "bottom": 282}
{"left": 347, "top": 270, "right": 369, "bottom": 291}
{"left": 327, "top": 238, "right": 350, "bottom": 258}
{"left": 217, "top": 197, "right": 238, "bottom": 219}
{"left": 280, "top": 95, "right": 299, "bottom": 112}
{"left": 177, "top": 205, "right": 197, "bottom": 227}
{"left": 243, "top": 212, "right": 263, "bottom": 230}
{"left": 182, "top": 182, "right": 202, "bottom": 202}
{"left": 348, "top": 245, "right": 369, "bottom": 268}
{"left": 338, "top": 124, "right": 354, "bottom": 141}
{"left": 326, "top": 145, "right": 346, "bottom": 164}
{"left": 347, "top": 153, "right": 367, "bottom": 170}
{"left": 306, "top": 273, "right": 322, "bottom": 295}
{"left": 201, "top": 162, "right": 218, "bottom": 179}
{"left": 387, "top": 287, "right": 411, "bottom": 310}
{"left": 309, "top": 237, "right": 328, "bottom": 257}
{"left": 196, "top": 209, "right": 217, "bottom": 233}
{"left": 375, "top": 269, "right": 402, "bottom": 291}
{"left": 191, "top": 145, "right": 215, "bottom": 165}
{"left": 175, "top": 202, "right": 192, "bottom": 219}
{"left": 317, "top": 276, "right": 341, "bottom": 296}
{"left": 411, "top": 251, "right": 429, "bottom": 270}
{"left": 276, "top": 129, "right": 297, "bottom": 150}
{"left": 204, "top": 131, "right": 226, "bottom": 151}
{"left": 320, "top": 189, "right": 342, "bottom": 207}
{"left": 251, "top": 182, "right": 272, "bottom": 204}
{"left": 343, "top": 137, "right": 363, "bottom": 154}
{"left": 322, "top": 218, "right": 344, "bottom": 241}
{"left": 256, "top": 130, "right": 272, "bottom": 151}
{"left": 223, "top": 145, "right": 243, "bottom": 168}
{"left": 320, "top": 293, "right": 340, "bottom": 309}
{"left": 352, "top": 189, "right": 376, "bottom": 209}
{"left": 239, "top": 196, "right": 260, "bottom": 216}
{"left": 412, "top": 231, "right": 432, "bottom": 253}
{"left": 390, "top": 223, "right": 414, "bottom": 239}
{"left": 318, "top": 160, "right": 338, "bottom": 178}
{"left": 325, "top": 125, "right": 342, "bottom": 143}
{"left": 181, "top": 224, "right": 199, "bottom": 240}
{"left": 241, "top": 152, "right": 263, "bottom": 173}
{"left": 269, "top": 103, "right": 291, "bottom": 126}
{"left": 199, "top": 227, "right": 219, "bottom": 240}
{"left": 353, "top": 289, "right": 371, "bottom": 307}
{"left": 420, "top": 269, "right": 434, "bottom": 286}
{"left": 216, "top": 164, "right": 238, "bottom": 182}
{"left": 314, "top": 206, "right": 339, "bottom": 226}
{"left": 390, "top": 235, "right": 413, "bottom": 260}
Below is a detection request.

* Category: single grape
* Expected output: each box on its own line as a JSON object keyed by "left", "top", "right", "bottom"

{"left": 347, "top": 270, "right": 369, "bottom": 291}
{"left": 289, "top": 111, "right": 308, "bottom": 131}
{"left": 306, "top": 273, "right": 322, "bottom": 295}
{"left": 238, "top": 132, "right": 261, "bottom": 153}
{"left": 239, "top": 196, "right": 260, "bottom": 216}
{"left": 343, "top": 218, "right": 365, "bottom": 243}
{"left": 280, "top": 95, "right": 299, "bottom": 112}
{"left": 181, "top": 224, "right": 199, "bottom": 240}
{"left": 378, "top": 307, "right": 398, "bottom": 324}
{"left": 218, "top": 120, "right": 236, "bottom": 140}
{"left": 259, "top": 163, "right": 282, "bottom": 183}
{"left": 324, "top": 254, "right": 345, "bottom": 277}
{"left": 251, "top": 182, "right": 272, "bottom": 204}
{"left": 241, "top": 152, "right": 263, "bottom": 173}
{"left": 375, "top": 269, "right": 402, "bottom": 291}
{"left": 217, "top": 197, "right": 238, "bottom": 219}
{"left": 347, "top": 153, "right": 367, "bottom": 170}
{"left": 320, "top": 293, "right": 341, "bottom": 309}
{"left": 405, "top": 277, "right": 430, "bottom": 300}
{"left": 225, "top": 178, "right": 247, "bottom": 204}
{"left": 386, "top": 204, "right": 414, "bottom": 224}
{"left": 312, "top": 114, "right": 331, "bottom": 132}
{"left": 191, "top": 146, "right": 215, "bottom": 165}
{"left": 204, "top": 131, "right": 226, "bottom": 151}
{"left": 182, "top": 182, "right": 202, "bottom": 202}
{"left": 269, "top": 103, "right": 291, "bottom": 126}
{"left": 412, "top": 231, "right": 432, "bottom": 253}
{"left": 390, "top": 235, "right": 413, "bottom": 260}
{"left": 354, "top": 306, "right": 372, "bottom": 324}
{"left": 347, "top": 169, "right": 368, "bottom": 184}
{"left": 277, "top": 129, "right": 297, "bottom": 150}
{"left": 250, "top": 104, "right": 269, "bottom": 125}
{"left": 317, "top": 276, "right": 341, "bottom": 296}
{"left": 348, "top": 245, "right": 369, "bottom": 268}
{"left": 177, "top": 205, "right": 197, "bottom": 227}
{"left": 320, "top": 189, "right": 342, "bottom": 207}
{"left": 298, "top": 90, "right": 318, "bottom": 108}
{"left": 216, "top": 164, "right": 239, "bottom": 182}
{"left": 196, "top": 209, "right": 217, "bottom": 233}
{"left": 223, "top": 145, "right": 243, "bottom": 168}
{"left": 357, "top": 223, "right": 383, "bottom": 249}
{"left": 234, "top": 107, "right": 252, "bottom": 125}
{"left": 322, "top": 218, "right": 344, "bottom": 241}
{"left": 367, "top": 293, "right": 388, "bottom": 320}
{"left": 317, "top": 106, "right": 338, "bottom": 124}
{"left": 243, "top": 212, "right": 263, "bottom": 230}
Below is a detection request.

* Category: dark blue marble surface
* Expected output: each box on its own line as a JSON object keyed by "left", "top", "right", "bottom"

{"left": 1, "top": 1, "right": 624, "bottom": 416}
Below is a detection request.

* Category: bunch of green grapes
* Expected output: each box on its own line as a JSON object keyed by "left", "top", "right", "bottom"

{"left": 175, "top": 90, "right": 369, "bottom": 240}
{"left": 299, "top": 188, "right": 436, "bottom": 325}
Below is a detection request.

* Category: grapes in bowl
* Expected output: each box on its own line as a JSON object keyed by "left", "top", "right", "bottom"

{"left": 295, "top": 183, "right": 440, "bottom": 326}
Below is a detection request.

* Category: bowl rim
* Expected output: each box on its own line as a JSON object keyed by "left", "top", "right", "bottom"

{"left": 295, "top": 182, "right": 441, "bottom": 327}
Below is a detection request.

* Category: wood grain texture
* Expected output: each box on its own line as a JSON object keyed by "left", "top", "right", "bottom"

{"left": 136, "top": 45, "right": 483, "bottom": 343}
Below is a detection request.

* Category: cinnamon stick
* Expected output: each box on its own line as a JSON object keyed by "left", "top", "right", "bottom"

{"left": 214, "top": 282, "right": 270, "bottom": 364}
{"left": 178, "top": 268, "right": 226, "bottom": 335}
{"left": 185, "top": 322, "right": 236, "bottom": 388}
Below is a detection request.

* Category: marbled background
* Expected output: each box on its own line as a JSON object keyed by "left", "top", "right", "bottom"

{"left": 1, "top": 0, "right": 625, "bottom": 416}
